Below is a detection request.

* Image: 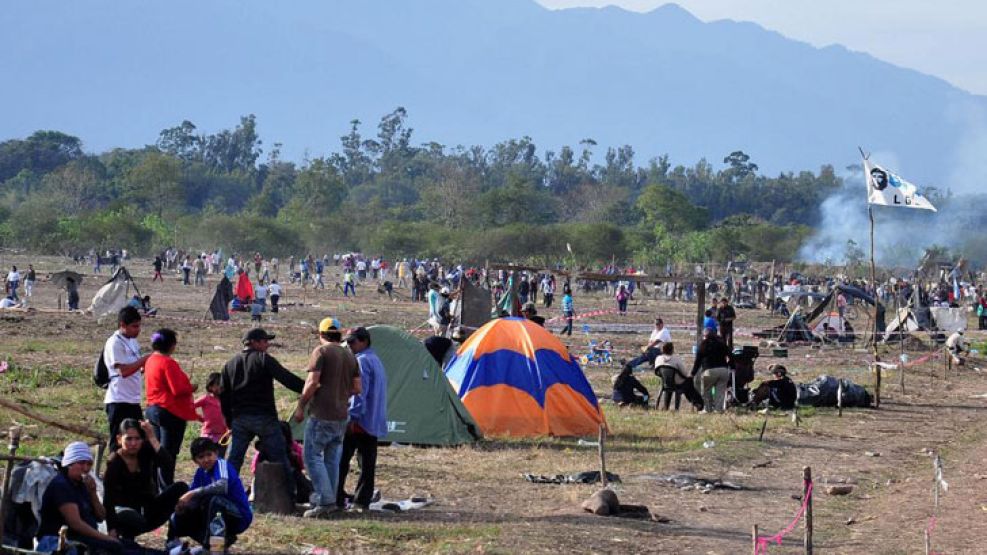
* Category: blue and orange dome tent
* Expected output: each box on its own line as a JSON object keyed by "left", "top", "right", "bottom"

{"left": 444, "top": 318, "right": 606, "bottom": 437}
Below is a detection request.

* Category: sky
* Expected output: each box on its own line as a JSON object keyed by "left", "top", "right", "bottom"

{"left": 537, "top": 0, "right": 987, "bottom": 96}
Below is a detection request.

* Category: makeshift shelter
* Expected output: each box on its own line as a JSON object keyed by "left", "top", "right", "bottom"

{"left": 930, "top": 307, "right": 967, "bottom": 333}
{"left": 89, "top": 267, "right": 138, "bottom": 322}
{"left": 445, "top": 317, "right": 606, "bottom": 437}
{"left": 208, "top": 275, "right": 234, "bottom": 321}
{"left": 49, "top": 270, "right": 84, "bottom": 289}
{"left": 234, "top": 272, "right": 254, "bottom": 303}
{"left": 367, "top": 326, "right": 481, "bottom": 445}
{"left": 803, "top": 284, "right": 885, "bottom": 337}
{"left": 883, "top": 308, "right": 923, "bottom": 342}
{"left": 458, "top": 277, "right": 491, "bottom": 330}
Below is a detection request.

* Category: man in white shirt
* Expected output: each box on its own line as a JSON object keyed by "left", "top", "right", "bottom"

{"left": 268, "top": 280, "right": 282, "bottom": 313}
{"left": 103, "top": 306, "right": 149, "bottom": 449}
{"left": 255, "top": 282, "right": 268, "bottom": 312}
{"left": 623, "top": 318, "right": 672, "bottom": 372}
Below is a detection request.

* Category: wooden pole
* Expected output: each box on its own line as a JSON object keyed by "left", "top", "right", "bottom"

{"left": 0, "top": 397, "right": 104, "bottom": 442}
{"left": 758, "top": 419, "right": 767, "bottom": 441}
{"left": 696, "top": 281, "right": 706, "bottom": 354}
{"left": 803, "top": 466, "right": 813, "bottom": 555}
{"left": 752, "top": 524, "right": 759, "bottom": 555}
{"left": 0, "top": 426, "right": 22, "bottom": 543}
{"left": 598, "top": 424, "right": 608, "bottom": 487}
{"left": 869, "top": 206, "right": 882, "bottom": 409}
{"left": 925, "top": 529, "right": 931, "bottom": 555}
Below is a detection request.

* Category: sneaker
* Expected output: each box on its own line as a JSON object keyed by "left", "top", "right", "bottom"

{"left": 303, "top": 504, "right": 341, "bottom": 519}
{"left": 371, "top": 489, "right": 382, "bottom": 503}
{"left": 347, "top": 504, "right": 370, "bottom": 514}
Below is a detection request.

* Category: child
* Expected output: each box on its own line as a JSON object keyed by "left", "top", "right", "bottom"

{"left": 561, "top": 291, "right": 574, "bottom": 336}
{"left": 194, "top": 373, "right": 228, "bottom": 458}
{"left": 170, "top": 438, "right": 252, "bottom": 551}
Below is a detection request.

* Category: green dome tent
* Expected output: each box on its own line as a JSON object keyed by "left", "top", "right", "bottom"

{"left": 367, "top": 325, "right": 481, "bottom": 445}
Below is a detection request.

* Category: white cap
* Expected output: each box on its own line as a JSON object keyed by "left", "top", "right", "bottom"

{"left": 61, "top": 441, "right": 93, "bottom": 467}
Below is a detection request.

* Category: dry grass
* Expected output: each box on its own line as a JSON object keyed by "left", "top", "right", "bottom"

{"left": 3, "top": 253, "right": 987, "bottom": 553}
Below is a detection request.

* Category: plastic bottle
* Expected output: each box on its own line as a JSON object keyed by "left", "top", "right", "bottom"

{"left": 208, "top": 512, "right": 226, "bottom": 554}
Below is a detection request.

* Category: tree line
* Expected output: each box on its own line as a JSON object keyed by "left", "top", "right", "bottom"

{"left": 0, "top": 108, "right": 845, "bottom": 266}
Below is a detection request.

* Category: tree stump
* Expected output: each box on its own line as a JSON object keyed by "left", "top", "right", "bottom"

{"left": 253, "top": 461, "right": 295, "bottom": 515}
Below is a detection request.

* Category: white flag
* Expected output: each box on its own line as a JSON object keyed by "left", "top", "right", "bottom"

{"left": 864, "top": 159, "right": 937, "bottom": 211}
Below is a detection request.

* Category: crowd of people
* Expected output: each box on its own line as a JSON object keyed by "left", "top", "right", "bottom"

{"left": 33, "top": 306, "right": 389, "bottom": 554}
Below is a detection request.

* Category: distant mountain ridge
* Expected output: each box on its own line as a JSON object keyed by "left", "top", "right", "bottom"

{"left": 1, "top": 0, "right": 983, "bottom": 185}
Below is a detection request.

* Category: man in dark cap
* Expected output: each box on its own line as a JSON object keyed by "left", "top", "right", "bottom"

{"left": 521, "top": 302, "right": 546, "bottom": 327}
{"left": 220, "top": 328, "right": 305, "bottom": 498}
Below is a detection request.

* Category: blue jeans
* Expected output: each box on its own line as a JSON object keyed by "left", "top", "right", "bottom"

{"left": 226, "top": 413, "right": 294, "bottom": 498}
{"left": 145, "top": 405, "right": 186, "bottom": 484}
{"left": 303, "top": 417, "right": 347, "bottom": 507}
{"left": 344, "top": 282, "right": 356, "bottom": 297}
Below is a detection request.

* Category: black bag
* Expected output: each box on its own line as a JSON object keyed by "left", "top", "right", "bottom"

{"left": 93, "top": 350, "right": 111, "bottom": 389}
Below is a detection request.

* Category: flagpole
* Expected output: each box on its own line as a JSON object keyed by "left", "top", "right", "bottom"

{"left": 861, "top": 146, "right": 882, "bottom": 409}
{"left": 869, "top": 204, "right": 882, "bottom": 408}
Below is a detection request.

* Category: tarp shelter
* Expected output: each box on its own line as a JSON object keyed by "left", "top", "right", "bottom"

{"left": 209, "top": 276, "right": 234, "bottom": 321}
{"left": 883, "top": 308, "right": 923, "bottom": 342}
{"left": 458, "top": 277, "right": 491, "bottom": 329}
{"left": 234, "top": 272, "right": 254, "bottom": 302}
{"left": 804, "top": 284, "right": 885, "bottom": 334}
{"left": 89, "top": 267, "right": 137, "bottom": 322}
{"left": 445, "top": 317, "right": 606, "bottom": 437}
{"left": 367, "top": 326, "right": 481, "bottom": 445}
{"left": 930, "top": 307, "right": 967, "bottom": 333}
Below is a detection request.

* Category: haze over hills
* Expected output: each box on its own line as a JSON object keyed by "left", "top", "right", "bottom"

{"left": 2, "top": 0, "right": 985, "bottom": 187}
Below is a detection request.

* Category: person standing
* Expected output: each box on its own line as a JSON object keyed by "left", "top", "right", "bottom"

{"left": 561, "top": 290, "right": 575, "bottom": 336}
{"left": 24, "top": 264, "right": 36, "bottom": 299}
{"left": 220, "top": 328, "right": 304, "bottom": 498}
{"left": 194, "top": 255, "right": 206, "bottom": 286}
{"left": 293, "top": 318, "right": 360, "bottom": 518}
{"left": 5, "top": 265, "right": 21, "bottom": 301}
{"left": 104, "top": 306, "right": 150, "bottom": 451}
{"left": 152, "top": 256, "right": 163, "bottom": 282}
{"left": 337, "top": 327, "right": 387, "bottom": 512}
{"left": 144, "top": 328, "right": 197, "bottom": 482}
{"left": 615, "top": 284, "right": 629, "bottom": 316}
{"left": 691, "top": 328, "right": 732, "bottom": 413}
{"left": 343, "top": 269, "right": 356, "bottom": 297}
{"left": 541, "top": 274, "right": 555, "bottom": 308}
{"left": 181, "top": 256, "right": 192, "bottom": 286}
{"left": 716, "top": 297, "right": 736, "bottom": 348}
{"left": 268, "top": 280, "right": 282, "bottom": 313}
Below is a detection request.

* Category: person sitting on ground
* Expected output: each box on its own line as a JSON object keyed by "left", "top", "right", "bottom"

{"left": 103, "top": 419, "right": 189, "bottom": 541}
{"left": 654, "top": 342, "right": 702, "bottom": 411}
{"left": 36, "top": 442, "right": 132, "bottom": 554}
{"left": 0, "top": 294, "right": 21, "bottom": 309}
{"left": 611, "top": 365, "right": 649, "bottom": 408}
{"left": 170, "top": 438, "right": 252, "bottom": 551}
{"left": 751, "top": 365, "right": 798, "bottom": 410}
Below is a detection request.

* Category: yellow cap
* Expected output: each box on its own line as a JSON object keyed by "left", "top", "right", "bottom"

{"left": 318, "top": 317, "right": 341, "bottom": 333}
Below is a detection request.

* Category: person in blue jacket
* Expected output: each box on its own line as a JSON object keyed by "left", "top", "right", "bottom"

{"left": 169, "top": 438, "right": 253, "bottom": 550}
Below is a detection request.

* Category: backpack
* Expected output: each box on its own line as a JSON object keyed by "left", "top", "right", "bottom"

{"left": 93, "top": 350, "right": 111, "bottom": 389}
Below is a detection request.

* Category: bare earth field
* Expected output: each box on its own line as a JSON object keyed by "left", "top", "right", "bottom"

{"left": 2, "top": 254, "right": 987, "bottom": 554}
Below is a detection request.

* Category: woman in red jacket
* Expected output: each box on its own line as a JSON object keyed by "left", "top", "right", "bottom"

{"left": 144, "top": 328, "right": 197, "bottom": 484}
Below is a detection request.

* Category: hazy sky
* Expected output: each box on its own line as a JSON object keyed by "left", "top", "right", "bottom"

{"left": 537, "top": 0, "right": 987, "bottom": 95}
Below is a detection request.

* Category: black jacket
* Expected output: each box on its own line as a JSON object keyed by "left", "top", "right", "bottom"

{"left": 691, "top": 335, "right": 731, "bottom": 375}
{"left": 220, "top": 349, "right": 305, "bottom": 423}
{"left": 716, "top": 305, "right": 736, "bottom": 328}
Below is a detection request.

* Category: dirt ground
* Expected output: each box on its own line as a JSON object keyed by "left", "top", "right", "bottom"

{"left": 2, "top": 254, "right": 987, "bottom": 554}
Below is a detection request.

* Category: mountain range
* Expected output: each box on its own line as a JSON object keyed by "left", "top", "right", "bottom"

{"left": 2, "top": 0, "right": 984, "bottom": 187}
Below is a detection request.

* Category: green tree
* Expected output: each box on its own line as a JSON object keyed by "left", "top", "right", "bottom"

{"left": 636, "top": 183, "right": 709, "bottom": 234}
{"left": 125, "top": 152, "right": 183, "bottom": 218}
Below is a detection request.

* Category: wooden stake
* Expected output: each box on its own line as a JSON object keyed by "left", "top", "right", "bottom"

{"left": 925, "top": 529, "right": 931, "bottom": 555}
{"left": 837, "top": 379, "right": 844, "bottom": 417}
{"left": 0, "top": 426, "right": 22, "bottom": 543}
{"left": 598, "top": 424, "right": 608, "bottom": 487}
{"left": 804, "top": 466, "right": 813, "bottom": 555}
{"left": 752, "top": 524, "right": 759, "bottom": 555}
{"left": 758, "top": 419, "right": 768, "bottom": 441}
{"left": 875, "top": 364, "right": 882, "bottom": 409}
{"left": 868, "top": 206, "right": 882, "bottom": 410}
